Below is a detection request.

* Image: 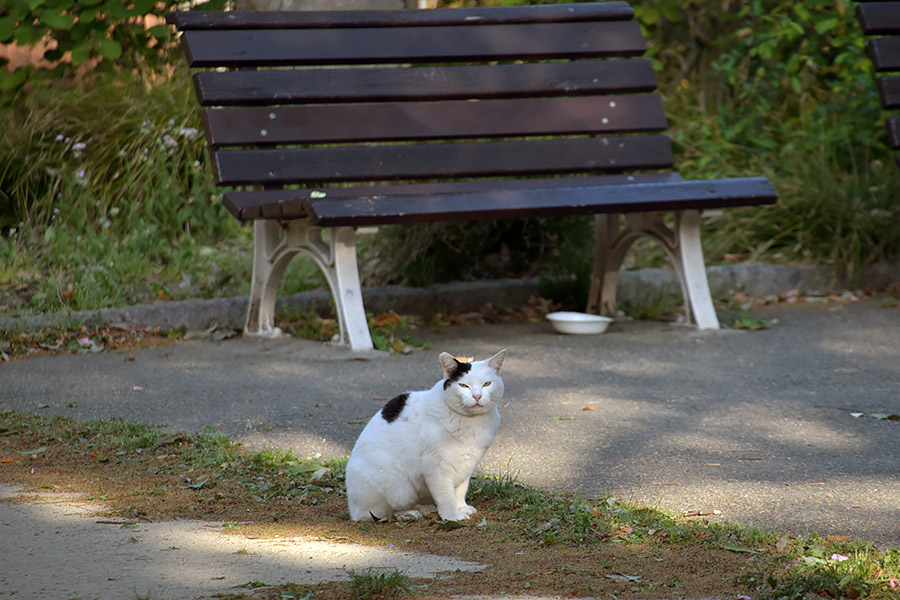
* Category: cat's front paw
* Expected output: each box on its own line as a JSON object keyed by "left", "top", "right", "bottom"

{"left": 438, "top": 509, "right": 470, "bottom": 521}
{"left": 459, "top": 504, "right": 478, "bottom": 516}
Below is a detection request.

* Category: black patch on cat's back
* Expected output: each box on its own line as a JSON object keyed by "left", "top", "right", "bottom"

{"left": 381, "top": 393, "right": 409, "bottom": 423}
{"left": 443, "top": 360, "right": 471, "bottom": 390}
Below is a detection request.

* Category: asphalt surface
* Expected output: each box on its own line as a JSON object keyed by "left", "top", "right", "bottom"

{"left": 2, "top": 298, "right": 899, "bottom": 551}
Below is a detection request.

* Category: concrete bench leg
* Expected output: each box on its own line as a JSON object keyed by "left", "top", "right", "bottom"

{"left": 587, "top": 210, "right": 719, "bottom": 329}
{"left": 672, "top": 210, "right": 720, "bottom": 330}
{"left": 244, "top": 219, "right": 374, "bottom": 350}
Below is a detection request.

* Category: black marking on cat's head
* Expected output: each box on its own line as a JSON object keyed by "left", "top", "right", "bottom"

{"left": 442, "top": 360, "right": 471, "bottom": 390}
{"left": 381, "top": 393, "right": 409, "bottom": 423}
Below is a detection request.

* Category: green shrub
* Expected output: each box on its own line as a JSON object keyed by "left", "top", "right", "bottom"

{"left": 3, "top": 0, "right": 900, "bottom": 318}
{"left": 0, "top": 0, "right": 228, "bottom": 104}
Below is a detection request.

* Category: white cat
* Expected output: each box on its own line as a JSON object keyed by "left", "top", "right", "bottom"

{"left": 346, "top": 349, "right": 507, "bottom": 522}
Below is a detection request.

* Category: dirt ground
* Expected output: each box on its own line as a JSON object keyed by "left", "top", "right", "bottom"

{"left": 0, "top": 419, "right": 772, "bottom": 600}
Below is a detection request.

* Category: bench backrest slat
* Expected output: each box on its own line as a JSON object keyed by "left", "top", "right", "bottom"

{"left": 867, "top": 36, "right": 900, "bottom": 70}
{"left": 878, "top": 74, "right": 900, "bottom": 109}
{"left": 211, "top": 135, "right": 675, "bottom": 186}
{"left": 192, "top": 59, "right": 657, "bottom": 106}
{"left": 169, "top": 3, "right": 673, "bottom": 192}
{"left": 856, "top": 2, "right": 900, "bottom": 34}
{"left": 203, "top": 95, "right": 666, "bottom": 147}
{"left": 180, "top": 21, "right": 645, "bottom": 67}
{"left": 857, "top": 1, "right": 900, "bottom": 165}
{"left": 167, "top": 2, "right": 634, "bottom": 29}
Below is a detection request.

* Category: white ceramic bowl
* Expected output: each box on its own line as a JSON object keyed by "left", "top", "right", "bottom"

{"left": 546, "top": 311, "right": 613, "bottom": 335}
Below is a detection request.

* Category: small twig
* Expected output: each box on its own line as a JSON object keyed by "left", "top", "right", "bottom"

{"left": 96, "top": 520, "right": 139, "bottom": 526}
{"left": 611, "top": 482, "right": 679, "bottom": 489}
{"left": 682, "top": 509, "right": 722, "bottom": 517}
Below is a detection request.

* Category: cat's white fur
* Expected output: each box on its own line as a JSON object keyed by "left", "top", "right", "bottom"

{"left": 346, "top": 349, "right": 507, "bottom": 522}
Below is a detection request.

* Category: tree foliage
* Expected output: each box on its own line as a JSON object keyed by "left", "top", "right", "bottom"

{"left": 0, "top": 0, "right": 227, "bottom": 104}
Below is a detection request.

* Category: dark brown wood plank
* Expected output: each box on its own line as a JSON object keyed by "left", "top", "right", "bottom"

{"left": 203, "top": 95, "right": 665, "bottom": 147}
{"left": 223, "top": 173, "right": 687, "bottom": 221}
{"left": 885, "top": 115, "right": 900, "bottom": 148}
{"left": 302, "top": 177, "right": 778, "bottom": 227}
{"left": 166, "top": 3, "right": 634, "bottom": 30}
{"left": 856, "top": 2, "right": 900, "bottom": 35}
{"left": 211, "top": 134, "right": 674, "bottom": 186}
{"left": 868, "top": 36, "right": 900, "bottom": 71}
{"left": 192, "top": 58, "right": 657, "bottom": 106}
{"left": 178, "top": 21, "right": 646, "bottom": 68}
{"left": 877, "top": 74, "right": 900, "bottom": 108}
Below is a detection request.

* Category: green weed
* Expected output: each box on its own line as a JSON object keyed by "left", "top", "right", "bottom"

{"left": 619, "top": 291, "right": 682, "bottom": 322}
{"left": 346, "top": 568, "right": 412, "bottom": 600}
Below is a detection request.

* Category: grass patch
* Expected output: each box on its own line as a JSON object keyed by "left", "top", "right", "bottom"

{"left": 1, "top": 411, "right": 897, "bottom": 600}
{"left": 346, "top": 568, "right": 413, "bottom": 600}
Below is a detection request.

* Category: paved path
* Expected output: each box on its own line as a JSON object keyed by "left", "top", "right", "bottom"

{"left": 2, "top": 299, "right": 899, "bottom": 550}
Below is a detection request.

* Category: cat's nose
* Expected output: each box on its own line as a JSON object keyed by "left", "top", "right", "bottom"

{"left": 472, "top": 393, "right": 482, "bottom": 402}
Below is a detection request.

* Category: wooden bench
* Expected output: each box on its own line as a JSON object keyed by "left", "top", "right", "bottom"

{"left": 166, "top": 2, "right": 777, "bottom": 351}
{"left": 857, "top": 1, "right": 900, "bottom": 167}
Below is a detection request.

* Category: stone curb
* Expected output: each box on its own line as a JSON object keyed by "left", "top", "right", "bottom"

{"left": 2, "top": 262, "right": 898, "bottom": 335}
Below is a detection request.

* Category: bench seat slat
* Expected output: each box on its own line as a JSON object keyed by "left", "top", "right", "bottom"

{"left": 192, "top": 58, "right": 657, "bottom": 106}
{"left": 211, "top": 135, "right": 674, "bottom": 186}
{"left": 203, "top": 95, "right": 665, "bottom": 147}
{"left": 180, "top": 21, "right": 645, "bottom": 67}
{"left": 166, "top": 3, "right": 634, "bottom": 29}
{"left": 301, "top": 177, "right": 778, "bottom": 227}
{"left": 222, "top": 173, "right": 687, "bottom": 221}
{"left": 856, "top": 2, "right": 900, "bottom": 34}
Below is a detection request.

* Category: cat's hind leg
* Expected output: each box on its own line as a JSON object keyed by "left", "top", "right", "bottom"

{"left": 394, "top": 508, "right": 425, "bottom": 522}
{"left": 348, "top": 490, "right": 393, "bottom": 522}
{"left": 413, "top": 503, "right": 437, "bottom": 516}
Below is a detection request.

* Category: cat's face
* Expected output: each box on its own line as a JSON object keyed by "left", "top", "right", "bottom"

{"left": 439, "top": 349, "right": 506, "bottom": 416}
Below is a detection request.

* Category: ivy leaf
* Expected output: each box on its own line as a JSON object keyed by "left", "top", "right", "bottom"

{"left": 71, "top": 41, "right": 91, "bottom": 67}
{"left": 436, "top": 520, "right": 465, "bottom": 531}
{"left": 80, "top": 7, "right": 100, "bottom": 23}
{"left": 133, "top": 0, "right": 156, "bottom": 13}
{"left": 96, "top": 37, "right": 122, "bottom": 60}
{"left": 104, "top": 1, "right": 130, "bottom": 20}
{"left": 39, "top": 11, "right": 76, "bottom": 30}
{"left": 25, "top": 0, "right": 45, "bottom": 10}
{"left": 0, "top": 68, "right": 28, "bottom": 93}
{"left": 814, "top": 18, "right": 839, "bottom": 35}
{"left": 147, "top": 24, "right": 170, "bottom": 40}
{"left": 0, "top": 17, "right": 14, "bottom": 43}
{"left": 13, "top": 23, "right": 39, "bottom": 45}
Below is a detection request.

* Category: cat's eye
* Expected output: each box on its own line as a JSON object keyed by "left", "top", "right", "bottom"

{"left": 458, "top": 383, "right": 469, "bottom": 389}
{"left": 483, "top": 381, "right": 492, "bottom": 387}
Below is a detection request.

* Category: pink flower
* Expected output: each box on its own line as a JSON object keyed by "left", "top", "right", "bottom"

{"left": 830, "top": 553, "right": 849, "bottom": 562}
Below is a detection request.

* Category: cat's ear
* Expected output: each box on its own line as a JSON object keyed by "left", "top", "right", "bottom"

{"left": 439, "top": 352, "right": 460, "bottom": 379}
{"left": 486, "top": 348, "right": 507, "bottom": 373}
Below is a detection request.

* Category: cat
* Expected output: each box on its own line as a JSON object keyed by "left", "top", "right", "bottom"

{"left": 345, "top": 348, "right": 507, "bottom": 522}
